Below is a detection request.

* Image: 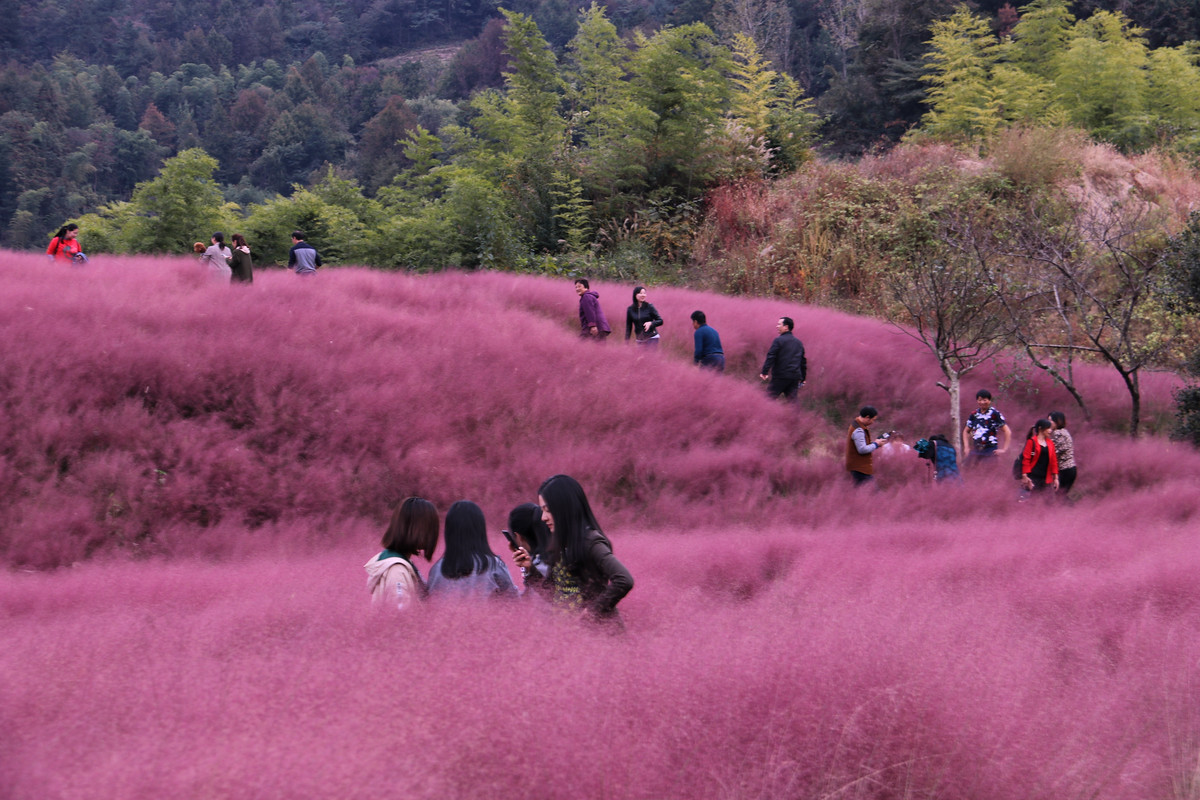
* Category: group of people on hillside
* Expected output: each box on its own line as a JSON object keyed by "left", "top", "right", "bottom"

{"left": 194, "top": 230, "right": 321, "bottom": 283}
{"left": 365, "top": 475, "right": 634, "bottom": 625}
{"left": 47, "top": 223, "right": 323, "bottom": 282}
{"left": 574, "top": 280, "right": 807, "bottom": 400}
{"left": 844, "top": 389, "right": 1079, "bottom": 500}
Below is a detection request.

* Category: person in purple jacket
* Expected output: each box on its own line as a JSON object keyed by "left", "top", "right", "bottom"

{"left": 575, "top": 279, "right": 611, "bottom": 341}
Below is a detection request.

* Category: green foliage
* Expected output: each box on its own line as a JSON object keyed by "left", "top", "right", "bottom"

{"left": 916, "top": 6, "right": 1006, "bottom": 140}
{"left": 1173, "top": 383, "right": 1200, "bottom": 447}
{"left": 1008, "top": 0, "right": 1075, "bottom": 79}
{"left": 242, "top": 168, "right": 377, "bottom": 266}
{"left": 1054, "top": 11, "right": 1150, "bottom": 147}
{"left": 915, "top": 1, "right": 1200, "bottom": 151}
{"left": 1159, "top": 210, "right": 1200, "bottom": 312}
{"left": 78, "top": 148, "right": 236, "bottom": 254}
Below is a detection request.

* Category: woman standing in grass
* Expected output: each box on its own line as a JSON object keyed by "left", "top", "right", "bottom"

{"left": 427, "top": 500, "right": 518, "bottom": 600}
{"left": 228, "top": 233, "right": 254, "bottom": 284}
{"left": 1020, "top": 419, "right": 1059, "bottom": 498}
{"left": 365, "top": 497, "right": 439, "bottom": 611}
{"left": 1048, "top": 411, "right": 1077, "bottom": 497}
{"left": 625, "top": 285, "right": 664, "bottom": 348}
{"left": 46, "top": 224, "right": 83, "bottom": 262}
{"left": 514, "top": 474, "right": 633, "bottom": 624}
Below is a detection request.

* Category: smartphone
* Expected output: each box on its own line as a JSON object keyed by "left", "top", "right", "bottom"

{"left": 500, "top": 529, "right": 519, "bottom": 550}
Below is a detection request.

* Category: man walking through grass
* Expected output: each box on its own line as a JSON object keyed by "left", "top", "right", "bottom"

{"left": 759, "top": 316, "right": 807, "bottom": 402}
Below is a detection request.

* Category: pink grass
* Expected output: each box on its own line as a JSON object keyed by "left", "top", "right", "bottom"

{"left": 1, "top": 251, "right": 1198, "bottom": 798}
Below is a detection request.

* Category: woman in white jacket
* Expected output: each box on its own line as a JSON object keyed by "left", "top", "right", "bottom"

{"left": 365, "top": 497, "right": 439, "bottom": 611}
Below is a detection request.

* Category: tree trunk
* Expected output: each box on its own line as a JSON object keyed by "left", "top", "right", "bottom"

{"left": 1125, "top": 369, "right": 1141, "bottom": 438}
{"left": 949, "top": 370, "right": 961, "bottom": 445}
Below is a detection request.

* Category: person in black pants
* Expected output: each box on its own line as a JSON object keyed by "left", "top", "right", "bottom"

{"left": 759, "top": 316, "right": 807, "bottom": 401}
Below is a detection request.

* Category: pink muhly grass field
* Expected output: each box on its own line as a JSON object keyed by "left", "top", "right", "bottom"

{"left": 2, "top": 251, "right": 1199, "bottom": 798}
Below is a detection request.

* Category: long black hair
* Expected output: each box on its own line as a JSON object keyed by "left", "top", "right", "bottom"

{"left": 1026, "top": 418, "right": 1053, "bottom": 440}
{"left": 440, "top": 500, "right": 501, "bottom": 578}
{"left": 51, "top": 223, "right": 78, "bottom": 253}
{"left": 631, "top": 285, "right": 645, "bottom": 308}
{"left": 538, "top": 474, "right": 604, "bottom": 569}
{"left": 508, "top": 502, "right": 549, "bottom": 556}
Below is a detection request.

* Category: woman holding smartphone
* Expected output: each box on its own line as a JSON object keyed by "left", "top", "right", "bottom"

{"left": 513, "top": 475, "right": 633, "bottom": 623}
{"left": 505, "top": 502, "right": 550, "bottom": 579}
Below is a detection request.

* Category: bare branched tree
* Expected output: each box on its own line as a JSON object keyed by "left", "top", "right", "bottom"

{"left": 1005, "top": 197, "right": 1184, "bottom": 437}
{"left": 888, "top": 208, "right": 1016, "bottom": 439}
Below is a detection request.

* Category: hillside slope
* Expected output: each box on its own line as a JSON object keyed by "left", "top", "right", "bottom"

{"left": 0, "top": 252, "right": 1191, "bottom": 567}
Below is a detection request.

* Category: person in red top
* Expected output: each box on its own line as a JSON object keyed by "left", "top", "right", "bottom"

{"left": 1020, "top": 418, "right": 1059, "bottom": 496}
{"left": 46, "top": 224, "right": 83, "bottom": 262}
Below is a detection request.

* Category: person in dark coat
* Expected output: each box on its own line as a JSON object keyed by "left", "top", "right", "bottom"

{"left": 227, "top": 233, "right": 254, "bottom": 284}
{"left": 759, "top": 316, "right": 807, "bottom": 401}
{"left": 625, "top": 285, "right": 664, "bottom": 348}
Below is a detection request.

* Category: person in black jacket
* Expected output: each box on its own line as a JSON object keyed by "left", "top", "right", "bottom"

{"left": 625, "top": 285, "right": 664, "bottom": 348}
{"left": 759, "top": 316, "right": 807, "bottom": 401}
{"left": 513, "top": 474, "right": 633, "bottom": 625}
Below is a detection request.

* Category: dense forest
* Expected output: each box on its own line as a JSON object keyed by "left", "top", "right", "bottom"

{"left": 4, "top": 0, "right": 1200, "bottom": 260}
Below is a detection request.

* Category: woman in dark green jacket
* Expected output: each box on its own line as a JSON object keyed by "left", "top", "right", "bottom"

{"left": 228, "top": 233, "right": 254, "bottom": 284}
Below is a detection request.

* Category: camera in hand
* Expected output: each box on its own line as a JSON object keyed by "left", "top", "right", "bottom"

{"left": 878, "top": 430, "right": 896, "bottom": 441}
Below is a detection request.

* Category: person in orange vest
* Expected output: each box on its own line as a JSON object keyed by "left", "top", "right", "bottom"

{"left": 845, "top": 405, "right": 892, "bottom": 487}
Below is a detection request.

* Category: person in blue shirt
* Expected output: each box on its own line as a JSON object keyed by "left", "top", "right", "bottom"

{"left": 287, "top": 230, "right": 322, "bottom": 276}
{"left": 691, "top": 310, "right": 725, "bottom": 372}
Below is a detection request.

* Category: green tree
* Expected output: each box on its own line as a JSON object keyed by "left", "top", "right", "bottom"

{"left": 627, "top": 23, "right": 730, "bottom": 199}
{"left": 1145, "top": 45, "right": 1200, "bottom": 143}
{"left": 77, "top": 148, "right": 236, "bottom": 254}
{"left": 916, "top": 6, "right": 1005, "bottom": 140}
{"left": 1054, "top": 11, "right": 1150, "bottom": 147}
{"left": 1008, "top": 0, "right": 1075, "bottom": 80}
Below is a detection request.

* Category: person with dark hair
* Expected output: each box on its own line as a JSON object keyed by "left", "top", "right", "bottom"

{"left": 914, "top": 434, "right": 961, "bottom": 484}
{"left": 201, "top": 232, "right": 232, "bottom": 283}
{"left": 364, "top": 497, "right": 440, "bottom": 611}
{"left": 1020, "top": 419, "right": 1059, "bottom": 497}
{"left": 691, "top": 310, "right": 725, "bottom": 372}
{"left": 427, "top": 501, "right": 518, "bottom": 600}
{"left": 228, "top": 233, "right": 254, "bottom": 284}
{"left": 575, "top": 278, "right": 611, "bottom": 340}
{"left": 759, "top": 316, "right": 807, "bottom": 401}
{"left": 962, "top": 389, "right": 1012, "bottom": 466}
{"left": 1048, "top": 411, "right": 1077, "bottom": 496}
{"left": 288, "top": 230, "right": 322, "bottom": 276}
{"left": 46, "top": 223, "right": 84, "bottom": 262}
{"left": 845, "top": 405, "right": 891, "bottom": 486}
{"left": 513, "top": 475, "right": 633, "bottom": 623}
{"left": 625, "top": 286, "right": 664, "bottom": 347}
{"left": 507, "top": 502, "right": 549, "bottom": 569}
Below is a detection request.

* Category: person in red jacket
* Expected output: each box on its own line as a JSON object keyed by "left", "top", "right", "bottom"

{"left": 1020, "top": 418, "right": 1059, "bottom": 496}
{"left": 46, "top": 224, "right": 83, "bottom": 262}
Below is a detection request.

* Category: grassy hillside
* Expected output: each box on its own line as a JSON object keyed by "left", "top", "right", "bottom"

{"left": 2, "top": 253, "right": 1199, "bottom": 798}
{"left": 0, "top": 250, "right": 1186, "bottom": 567}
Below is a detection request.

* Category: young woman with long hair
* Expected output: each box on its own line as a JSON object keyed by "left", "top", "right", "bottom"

{"left": 228, "top": 233, "right": 254, "bottom": 284}
{"left": 364, "top": 497, "right": 440, "bottom": 611}
{"left": 46, "top": 223, "right": 82, "bottom": 262}
{"left": 1020, "top": 419, "right": 1059, "bottom": 497}
{"left": 625, "top": 285, "right": 664, "bottom": 348}
{"left": 427, "top": 500, "right": 518, "bottom": 600}
{"left": 514, "top": 474, "right": 633, "bottom": 622}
